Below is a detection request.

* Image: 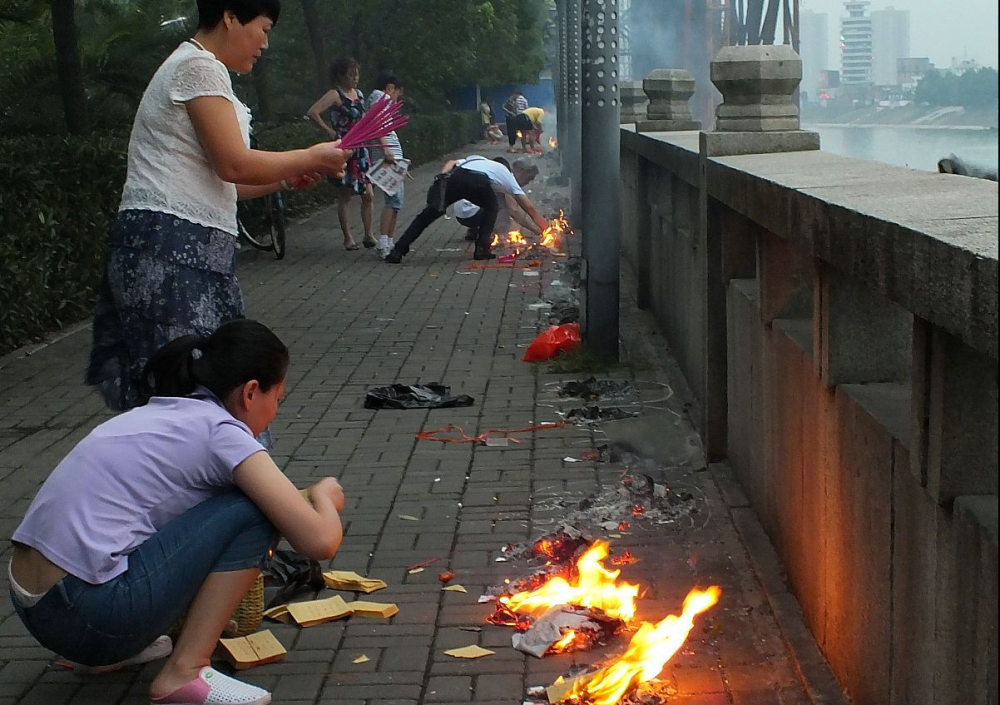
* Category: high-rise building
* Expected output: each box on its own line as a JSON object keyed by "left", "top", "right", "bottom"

{"left": 871, "top": 7, "right": 910, "bottom": 85}
{"left": 840, "top": 0, "right": 873, "bottom": 85}
{"left": 799, "top": 10, "right": 830, "bottom": 101}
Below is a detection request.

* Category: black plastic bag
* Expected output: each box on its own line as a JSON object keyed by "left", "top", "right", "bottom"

{"left": 262, "top": 549, "right": 326, "bottom": 609}
{"left": 364, "top": 383, "right": 475, "bottom": 410}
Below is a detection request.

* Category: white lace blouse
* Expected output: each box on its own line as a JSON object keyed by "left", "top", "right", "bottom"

{"left": 119, "top": 42, "right": 251, "bottom": 235}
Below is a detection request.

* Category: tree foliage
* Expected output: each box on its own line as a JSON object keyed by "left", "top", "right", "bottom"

{"left": 0, "top": 0, "right": 550, "bottom": 135}
{"left": 914, "top": 68, "right": 999, "bottom": 109}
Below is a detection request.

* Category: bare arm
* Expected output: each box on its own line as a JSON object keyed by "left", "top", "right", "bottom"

{"left": 514, "top": 193, "right": 549, "bottom": 232}
{"left": 186, "top": 96, "right": 347, "bottom": 184}
{"left": 237, "top": 183, "right": 281, "bottom": 200}
{"left": 506, "top": 194, "right": 540, "bottom": 235}
{"left": 379, "top": 137, "right": 396, "bottom": 164}
{"left": 307, "top": 90, "right": 341, "bottom": 140}
{"left": 440, "top": 159, "right": 459, "bottom": 173}
{"left": 233, "top": 451, "right": 344, "bottom": 561}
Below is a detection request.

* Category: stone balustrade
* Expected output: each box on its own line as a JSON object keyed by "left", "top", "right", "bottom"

{"left": 619, "top": 51, "right": 998, "bottom": 705}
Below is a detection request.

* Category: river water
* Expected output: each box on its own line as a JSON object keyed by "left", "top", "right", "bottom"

{"left": 805, "top": 125, "right": 999, "bottom": 173}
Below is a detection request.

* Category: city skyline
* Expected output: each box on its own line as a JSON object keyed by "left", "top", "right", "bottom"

{"left": 800, "top": 0, "right": 998, "bottom": 72}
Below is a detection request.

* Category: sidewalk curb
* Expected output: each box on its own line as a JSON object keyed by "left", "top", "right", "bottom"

{"left": 0, "top": 320, "right": 91, "bottom": 371}
{"left": 712, "top": 463, "right": 852, "bottom": 705}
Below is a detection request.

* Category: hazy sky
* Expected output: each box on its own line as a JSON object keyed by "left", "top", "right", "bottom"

{"left": 802, "top": 0, "right": 999, "bottom": 70}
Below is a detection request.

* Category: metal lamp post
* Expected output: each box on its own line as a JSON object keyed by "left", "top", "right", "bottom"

{"left": 580, "top": 0, "right": 621, "bottom": 359}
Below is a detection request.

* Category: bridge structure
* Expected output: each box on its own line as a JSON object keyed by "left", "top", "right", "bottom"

{"left": 555, "top": 2, "right": 999, "bottom": 704}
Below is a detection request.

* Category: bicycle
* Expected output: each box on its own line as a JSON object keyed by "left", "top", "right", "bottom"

{"left": 236, "top": 123, "right": 288, "bottom": 260}
{"left": 237, "top": 188, "right": 287, "bottom": 260}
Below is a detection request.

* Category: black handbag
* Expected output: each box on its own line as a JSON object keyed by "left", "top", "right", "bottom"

{"left": 427, "top": 171, "right": 451, "bottom": 213}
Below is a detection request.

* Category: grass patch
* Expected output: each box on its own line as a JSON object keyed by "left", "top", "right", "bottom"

{"left": 547, "top": 347, "right": 620, "bottom": 375}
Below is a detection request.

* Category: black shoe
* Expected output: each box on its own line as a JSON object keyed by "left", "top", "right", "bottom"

{"left": 473, "top": 250, "right": 497, "bottom": 261}
{"left": 384, "top": 250, "right": 402, "bottom": 264}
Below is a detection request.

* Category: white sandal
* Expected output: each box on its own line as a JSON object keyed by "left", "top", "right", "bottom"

{"left": 149, "top": 667, "right": 271, "bottom": 705}
{"left": 56, "top": 635, "right": 173, "bottom": 674}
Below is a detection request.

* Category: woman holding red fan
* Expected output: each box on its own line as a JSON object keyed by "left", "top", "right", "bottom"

{"left": 308, "top": 57, "right": 386, "bottom": 251}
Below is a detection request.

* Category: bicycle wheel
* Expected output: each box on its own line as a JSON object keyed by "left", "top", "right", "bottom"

{"left": 269, "top": 193, "right": 287, "bottom": 260}
{"left": 237, "top": 199, "right": 274, "bottom": 252}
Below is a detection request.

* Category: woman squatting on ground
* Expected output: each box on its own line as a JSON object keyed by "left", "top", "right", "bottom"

{"left": 10, "top": 320, "right": 344, "bottom": 705}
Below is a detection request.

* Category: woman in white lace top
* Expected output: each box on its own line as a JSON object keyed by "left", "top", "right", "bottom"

{"left": 86, "top": 0, "right": 348, "bottom": 414}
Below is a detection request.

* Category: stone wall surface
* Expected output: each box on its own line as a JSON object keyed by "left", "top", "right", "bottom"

{"left": 621, "top": 124, "right": 999, "bottom": 705}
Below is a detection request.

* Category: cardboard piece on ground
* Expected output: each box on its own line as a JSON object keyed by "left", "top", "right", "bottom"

{"left": 546, "top": 674, "right": 591, "bottom": 703}
{"left": 444, "top": 645, "right": 495, "bottom": 659}
{"left": 352, "top": 655, "right": 370, "bottom": 664}
{"left": 287, "top": 594, "right": 352, "bottom": 627}
{"left": 346, "top": 601, "right": 399, "bottom": 619}
{"left": 262, "top": 605, "right": 293, "bottom": 624}
{"left": 218, "top": 630, "right": 287, "bottom": 670}
{"left": 323, "top": 570, "right": 387, "bottom": 593}
{"left": 442, "top": 585, "right": 468, "bottom": 593}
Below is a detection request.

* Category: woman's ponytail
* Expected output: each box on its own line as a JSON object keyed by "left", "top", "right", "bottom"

{"left": 141, "top": 334, "right": 207, "bottom": 400}
{"left": 140, "top": 320, "right": 288, "bottom": 404}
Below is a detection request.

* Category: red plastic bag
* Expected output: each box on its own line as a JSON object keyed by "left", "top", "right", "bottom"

{"left": 522, "top": 323, "right": 581, "bottom": 362}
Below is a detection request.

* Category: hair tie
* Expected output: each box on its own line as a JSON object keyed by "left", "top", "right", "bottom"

{"left": 191, "top": 348, "right": 203, "bottom": 360}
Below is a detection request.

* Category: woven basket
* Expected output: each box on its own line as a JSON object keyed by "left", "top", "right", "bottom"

{"left": 172, "top": 574, "right": 265, "bottom": 639}
{"left": 223, "top": 574, "right": 265, "bottom": 638}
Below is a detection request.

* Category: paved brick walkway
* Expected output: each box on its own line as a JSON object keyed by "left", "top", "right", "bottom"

{"left": 0, "top": 144, "right": 815, "bottom": 705}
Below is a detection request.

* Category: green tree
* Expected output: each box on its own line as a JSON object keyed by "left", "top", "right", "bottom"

{"left": 915, "top": 68, "right": 999, "bottom": 108}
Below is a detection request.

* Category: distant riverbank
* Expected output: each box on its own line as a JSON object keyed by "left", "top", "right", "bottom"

{"left": 806, "top": 121, "right": 996, "bottom": 131}
{"left": 802, "top": 104, "right": 998, "bottom": 130}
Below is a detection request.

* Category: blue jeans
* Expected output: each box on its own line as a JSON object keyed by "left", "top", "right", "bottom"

{"left": 11, "top": 491, "right": 277, "bottom": 667}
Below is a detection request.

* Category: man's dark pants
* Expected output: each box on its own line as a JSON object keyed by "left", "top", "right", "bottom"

{"left": 506, "top": 113, "right": 534, "bottom": 147}
{"left": 393, "top": 168, "right": 499, "bottom": 256}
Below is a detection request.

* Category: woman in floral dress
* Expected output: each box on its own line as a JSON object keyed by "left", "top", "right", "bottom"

{"left": 307, "top": 57, "right": 379, "bottom": 251}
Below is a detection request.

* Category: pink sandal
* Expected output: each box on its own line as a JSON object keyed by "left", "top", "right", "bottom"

{"left": 150, "top": 667, "right": 271, "bottom": 705}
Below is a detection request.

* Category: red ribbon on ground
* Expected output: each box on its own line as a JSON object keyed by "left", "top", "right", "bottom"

{"left": 415, "top": 421, "right": 571, "bottom": 445}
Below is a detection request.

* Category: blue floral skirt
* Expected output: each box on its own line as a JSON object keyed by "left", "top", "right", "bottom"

{"left": 86, "top": 210, "right": 244, "bottom": 411}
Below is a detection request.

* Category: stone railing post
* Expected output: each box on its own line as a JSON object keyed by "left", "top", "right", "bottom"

{"left": 711, "top": 44, "right": 811, "bottom": 136}
{"left": 637, "top": 69, "right": 701, "bottom": 132}
{"left": 699, "top": 45, "right": 819, "bottom": 462}
{"left": 619, "top": 80, "right": 648, "bottom": 124}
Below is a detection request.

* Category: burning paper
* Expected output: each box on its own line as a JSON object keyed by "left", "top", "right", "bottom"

{"left": 502, "top": 540, "right": 639, "bottom": 624}
{"left": 511, "top": 606, "right": 622, "bottom": 658}
{"left": 556, "top": 587, "right": 722, "bottom": 704}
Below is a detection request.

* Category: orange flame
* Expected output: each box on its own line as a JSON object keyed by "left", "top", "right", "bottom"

{"left": 549, "top": 137, "right": 558, "bottom": 148}
{"left": 503, "top": 540, "right": 639, "bottom": 623}
{"left": 551, "top": 629, "right": 579, "bottom": 652}
{"left": 491, "top": 233, "right": 500, "bottom": 247}
{"left": 507, "top": 230, "right": 528, "bottom": 247}
{"left": 540, "top": 210, "right": 572, "bottom": 251}
{"left": 567, "top": 587, "right": 722, "bottom": 705}
{"left": 517, "top": 130, "right": 524, "bottom": 139}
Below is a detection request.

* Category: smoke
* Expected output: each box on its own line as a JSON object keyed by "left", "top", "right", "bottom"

{"left": 625, "top": 0, "right": 719, "bottom": 125}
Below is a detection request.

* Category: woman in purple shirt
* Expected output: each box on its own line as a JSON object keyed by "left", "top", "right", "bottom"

{"left": 9, "top": 320, "right": 342, "bottom": 705}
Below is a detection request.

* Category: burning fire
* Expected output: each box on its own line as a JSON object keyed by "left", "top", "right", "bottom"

{"left": 540, "top": 210, "right": 572, "bottom": 251}
{"left": 552, "top": 629, "right": 580, "bottom": 652}
{"left": 517, "top": 130, "right": 524, "bottom": 139}
{"left": 565, "top": 587, "right": 722, "bottom": 705}
{"left": 549, "top": 136, "right": 558, "bottom": 148}
{"left": 503, "top": 540, "right": 639, "bottom": 623}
